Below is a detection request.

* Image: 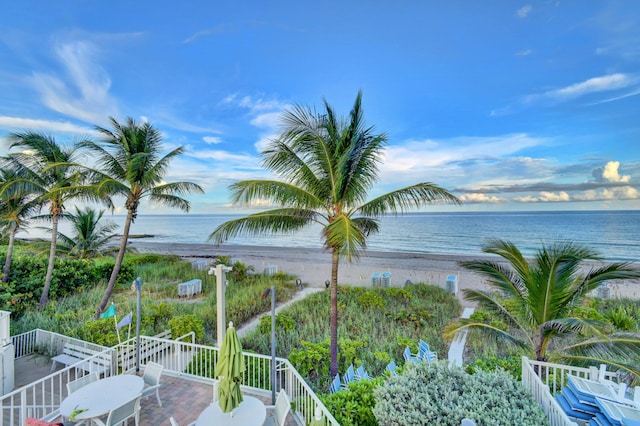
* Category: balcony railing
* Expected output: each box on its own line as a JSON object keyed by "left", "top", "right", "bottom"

{"left": 2, "top": 329, "right": 339, "bottom": 426}
{"left": 521, "top": 356, "right": 621, "bottom": 426}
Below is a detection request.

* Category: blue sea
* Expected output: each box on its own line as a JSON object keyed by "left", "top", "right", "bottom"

{"left": 26, "top": 210, "right": 639, "bottom": 263}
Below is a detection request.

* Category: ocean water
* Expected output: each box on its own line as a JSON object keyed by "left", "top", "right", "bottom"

{"left": 27, "top": 210, "right": 639, "bottom": 262}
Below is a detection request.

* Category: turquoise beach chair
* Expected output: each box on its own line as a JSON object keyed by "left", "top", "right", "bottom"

{"left": 355, "top": 365, "right": 371, "bottom": 380}
{"left": 403, "top": 346, "right": 421, "bottom": 364}
{"left": 343, "top": 364, "right": 356, "bottom": 385}
{"left": 329, "top": 374, "right": 342, "bottom": 394}
{"left": 385, "top": 360, "right": 398, "bottom": 377}
{"left": 418, "top": 339, "right": 437, "bottom": 363}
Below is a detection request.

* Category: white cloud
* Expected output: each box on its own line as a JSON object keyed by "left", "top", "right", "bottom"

{"left": 530, "top": 74, "right": 635, "bottom": 103}
{"left": 574, "top": 187, "right": 639, "bottom": 201}
{"left": 0, "top": 116, "right": 95, "bottom": 134}
{"left": 30, "top": 39, "right": 119, "bottom": 124}
{"left": 254, "top": 133, "right": 278, "bottom": 153}
{"left": 601, "top": 161, "right": 631, "bottom": 183}
{"left": 516, "top": 49, "right": 533, "bottom": 56}
{"left": 250, "top": 112, "right": 282, "bottom": 129}
{"left": 203, "top": 136, "right": 222, "bottom": 144}
{"left": 514, "top": 191, "right": 570, "bottom": 202}
{"left": 459, "top": 193, "right": 507, "bottom": 203}
{"left": 516, "top": 5, "right": 532, "bottom": 18}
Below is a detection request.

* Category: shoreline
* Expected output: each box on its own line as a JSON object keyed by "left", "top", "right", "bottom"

{"left": 129, "top": 240, "right": 640, "bottom": 301}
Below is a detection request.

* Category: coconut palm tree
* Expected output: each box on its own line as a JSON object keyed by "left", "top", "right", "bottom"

{"left": 0, "top": 168, "right": 41, "bottom": 282}
{"left": 2, "top": 132, "right": 96, "bottom": 307}
{"left": 443, "top": 239, "right": 640, "bottom": 381}
{"left": 209, "top": 92, "right": 460, "bottom": 375}
{"left": 33, "top": 206, "right": 120, "bottom": 259}
{"left": 81, "top": 117, "right": 204, "bottom": 318}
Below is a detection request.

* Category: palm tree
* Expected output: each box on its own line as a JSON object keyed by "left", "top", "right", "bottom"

{"left": 81, "top": 117, "right": 204, "bottom": 318}
{"left": 40, "top": 206, "right": 120, "bottom": 259}
{"left": 443, "top": 239, "right": 640, "bottom": 380}
{"left": 209, "top": 92, "right": 460, "bottom": 375}
{"left": 2, "top": 132, "right": 95, "bottom": 307}
{"left": 0, "top": 168, "right": 41, "bottom": 282}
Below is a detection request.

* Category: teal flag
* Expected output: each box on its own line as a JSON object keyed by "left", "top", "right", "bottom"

{"left": 100, "top": 303, "right": 116, "bottom": 319}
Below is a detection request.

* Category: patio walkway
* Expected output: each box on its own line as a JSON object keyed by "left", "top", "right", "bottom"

{"left": 13, "top": 357, "right": 300, "bottom": 425}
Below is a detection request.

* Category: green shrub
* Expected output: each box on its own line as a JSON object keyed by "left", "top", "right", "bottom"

{"left": 258, "top": 312, "right": 296, "bottom": 334}
{"left": 357, "top": 291, "right": 386, "bottom": 309}
{"left": 373, "top": 361, "right": 548, "bottom": 426}
{"left": 606, "top": 306, "right": 638, "bottom": 331}
{"left": 321, "top": 378, "right": 383, "bottom": 426}
{"left": 465, "top": 354, "right": 522, "bottom": 380}
{"left": 169, "top": 314, "right": 205, "bottom": 342}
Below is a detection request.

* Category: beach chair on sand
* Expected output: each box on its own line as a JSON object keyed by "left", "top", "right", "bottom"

{"left": 355, "top": 365, "right": 371, "bottom": 381}
{"left": 418, "top": 339, "right": 437, "bottom": 363}
{"left": 403, "top": 346, "right": 421, "bottom": 364}
{"left": 385, "top": 361, "right": 398, "bottom": 377}
{"left": 343, "top": 364, "right": 356, "bottom": 385}
{"left": 329, "top": 374, "right": 342, "bottom": 394}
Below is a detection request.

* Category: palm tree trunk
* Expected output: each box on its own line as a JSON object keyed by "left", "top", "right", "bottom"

{"left": 329, "top": 247, "right": 339, "bottom": 376}
{"left": 95, "top": 209, "right": 133, "bottom": 319}
{"left": 39, "top": 214, "right": 59, "bottom": 309}
{"left": 2, "top": 225, "right": 16, "bottom": 282}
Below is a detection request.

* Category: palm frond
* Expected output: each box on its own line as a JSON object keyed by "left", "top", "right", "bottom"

{"left": 443, "top": 318, "right": 530, "bottom": 350}
{"left": 208, "top": 209, "right": 317, "bottom": 244}
{"left": 324, "top": 215, "right": 367, "bottom": 261}
{"left": 229, "top": 180, "right": 322, "bottom": 209}
{"left": 458, "top": 260, "right": 527, "bottom": 299}
{"left": 358, "top": 183, "right": 460, "bottom": 216}
{"left": 461, "top": 289, "right": 534, "bottom": 345}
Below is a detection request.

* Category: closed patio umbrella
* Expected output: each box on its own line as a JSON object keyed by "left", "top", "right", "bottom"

{"left": 215, "top": 321, "right": 245, "bottom": 414}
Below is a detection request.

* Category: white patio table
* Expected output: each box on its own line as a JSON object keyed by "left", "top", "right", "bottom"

{"left": 60, "top": 374, "right": 144, "bottom": 423}
{"left": 195, "top": 395, "right": 267, "bottom": 426}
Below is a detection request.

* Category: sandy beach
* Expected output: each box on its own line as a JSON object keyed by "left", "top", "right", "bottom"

{"left": 129, "top": 240, "right": 640, "bottom": 301}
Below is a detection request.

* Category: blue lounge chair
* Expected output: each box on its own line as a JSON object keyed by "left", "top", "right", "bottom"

{"left": 343, "top": 364, "right": 356, "bottom": 385}
{"left": 355, "top": 365, "right": 371, "bottom": 381}
{"left": 418, "top": 339, "right": 437, "bottom": 363}
{"left": 329, "top": 374, "right": 342, "bottom": 394}
{"left": 403, "top": 346, "right": 421, "bottom": 364}
{"left": 385, "top": 361, "right": 398, "bottom": 377}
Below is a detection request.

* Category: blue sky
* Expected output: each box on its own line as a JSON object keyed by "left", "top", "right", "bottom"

{"left": 1, "top": 1, "right": 639, "bottom": 214}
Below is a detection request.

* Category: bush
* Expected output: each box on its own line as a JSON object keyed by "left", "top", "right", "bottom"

{"left": 373, "top": 361, "right": 548, "bottom": 426}
{"left": 321, "top": 378, "right": 383, "bottom": 426}
{"left": 169, "top": 314, "right": 205, "bottom": 343}
{"left": 258, "top": 312, "right": 296, "bottom": 334}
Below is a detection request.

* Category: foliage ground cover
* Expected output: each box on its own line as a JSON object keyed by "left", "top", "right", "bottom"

{"left": 242, "top": 284, "right": 461, "bottom": 391}
{"left": 373, "top": 361, "right": 549, "bottom": 426}
{"left": 8, "top": 252, "right": 296, "bottom": 347}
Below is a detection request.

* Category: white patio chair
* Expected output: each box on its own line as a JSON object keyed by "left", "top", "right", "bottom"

{"left": 263, "top": 390, "right": 291, "bottom": 426}
{"left": 141, "top": 361, "right": 164, "bottom": 407}
{"left": 67, "top": 372, "right": 99, "bottom": 394}
{"left": 169, "top": 417, "right": 179, "bottom": 426}
{"left": 93, "top": 396, "right": 140, "bottom": 426}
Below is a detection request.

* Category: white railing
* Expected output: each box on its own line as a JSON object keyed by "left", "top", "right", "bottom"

{"left": 112, "top": 336, "right": 340, "bottom": 425}
{"left": 1, "top": 343, "right": 118, "bottom": 425}
{"left": 521, "top": 357, "right": 622, "bottom": 426}
{"left": 2, "top": 331, "right": 338, "bottom": 426}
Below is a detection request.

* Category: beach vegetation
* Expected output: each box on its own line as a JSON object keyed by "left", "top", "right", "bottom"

{"left": 80, "top": 117, "right": 204, "bottom": 319}
{"left": 242, "top": 284, "right": 460, "bottom": 390}
{"left": 169, "top": 314, "right": 205, "bottom": 342}
{"left": 209, "top": 92, "right": 460, "bottom": 375}
{"left": 373, "top": 361, "right": 548, "bottom": 426}
{"left": 321, "top": 377, "right": 383, "bottom": 426}
{"left": 0, "top": 168, "right": 41, "bottom": 282}
{"left": 31, "top": 206, "right": 120, "bottom": 259}
{"left": 444, "top": 239, "right": 640, "bottom": 383}
{"left": 2, "top": 131, "right": 102, "bottom": 308}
